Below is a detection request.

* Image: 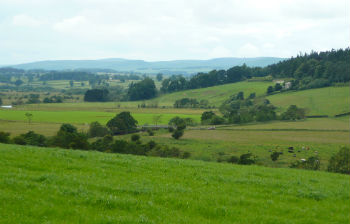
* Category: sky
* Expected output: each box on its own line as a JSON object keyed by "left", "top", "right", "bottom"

{"left": 0, "top": 0, "right": 349, "bottom": 64}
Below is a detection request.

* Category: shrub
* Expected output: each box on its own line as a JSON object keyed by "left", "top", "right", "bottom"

{"left": 201, "top": 111, "right": 216, "bottom": 123}
{"left": 270, "top": 151, "right": 280, "bottom": 161}
{"left": 13, "top": 136, "right": 27, "bottom": 145}
{"left": 172, "top": 129, "right": 184, "bottom": 140}
{"left": 90, "top": 135, "right": 113, "bottom": 152}
{"left": 210, "top": 115, "right": 225, "bottom": 125}
{"left": 290, "top": 156, "right": 320, "bottom": 170}
{"left": 227, "top": 156, "right": 239, "bottom": 164}
{"left": 131, "top": 134, "right": 141, "bottom": 142}
{"left": 182, "top": 151, "right": 191, "bottom": 159}
{"left": 281, "top": 105, "right": 306, "bottom": 120}
{"left": 88, "top": 121, "right": 109, "bottom": 138}
{"left": 148, "top": 146, "right": 182, "bottom": 158}
{"left": 238, "top": 153, "right": 256, "bottom": 165}
{"left": 327, "top": 147, "right": 350, "bottom": 174}
{"left": 146, "top": 129, "right": 154, "bottom": 136}
{"left": 168, "top": 117, "right": 186, "bottom": 130}
{"left": 0, "top": 131, "right": 10, "bottom": 143}
{"left": 107, "top": 112, "right": 138, "bottom": 135}
{"left": 50, "top": 124, "right": 89, "bottom": 150}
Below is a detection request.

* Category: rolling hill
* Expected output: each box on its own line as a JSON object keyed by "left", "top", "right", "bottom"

{"left": 8, "top": 57, "right": 284, "bottom": 74}
{"left": 0, "top": 144, "right": 349, "bottom": 223}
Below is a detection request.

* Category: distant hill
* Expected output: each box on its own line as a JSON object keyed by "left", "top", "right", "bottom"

{"left": 8, "top": 57, "right": 285, "bottom": 74}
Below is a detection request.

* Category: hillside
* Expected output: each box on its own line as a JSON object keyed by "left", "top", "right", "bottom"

{"left": 8, "top": 57, "right": 284, "bottom": 74}
{"left": 267, "top": 86, "right": 350, "bottom": 116}
{"left": 152, "top": 81, "right": 271, "bottom": 107}
{"left": 0, "top": 144, "right": 349, "bottom": 223}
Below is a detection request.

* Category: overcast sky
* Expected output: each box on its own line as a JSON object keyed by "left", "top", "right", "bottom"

{"left": 0, "top": 0, "right": 349, "bottom": 64}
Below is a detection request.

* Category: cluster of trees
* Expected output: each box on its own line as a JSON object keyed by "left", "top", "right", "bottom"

{"left": 268, "top": 48, "right": 350, "bottom": 87}
{"left": 39, "top": 71, "right": 100, "bottom": 81}
{"left": 160, "top": 65, "right": 260, "bottom": 93}
{"left": 84, "top": 89, "right": 110, "bottom": 102}
{"left": 43, "top": 95, "right": 63, "bottom": 103}
{"left": 173, "top": 98, "right": 210, "bottom": 108}
{"left": 219, "top": 92, "right": 277, "bottom": 124}
{"left": 127, "top": 78, "right": 157, "bottom": 101}
{"left": 201, "top": 111, "right": 225, "bottom": 125}
{"left": 112, "top": 74, "right": 141, "bottom": 81}
{"left": 167, "top": 117, "right": 188, "bottom": 140}
{"left": 199, "top": 92, "right": 305, "bottom": 125}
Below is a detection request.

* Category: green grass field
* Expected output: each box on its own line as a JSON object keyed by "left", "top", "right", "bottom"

{"left": 0, "top": 110, "right": 201, "bottom": 125}
{"left": 267, "top": 86, "right": 350, "bottom": 116}
{"left": 116, "top": 126, "right": 349, "bottom": 169}
{"left": 153, "top": 81, "right": 271, "bottom": 107}
{"left": 0, "top": 144, "right": 349, "bottom": 223}
{"left": 220, "top": 116, "right": 350, "bottom": 131}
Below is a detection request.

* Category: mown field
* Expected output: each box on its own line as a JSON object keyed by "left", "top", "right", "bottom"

{"left": 0, "top": 144, "right": 349, "bottom": 224}
{"left": 0, "top": 110, "right": 201, "bottom": 125}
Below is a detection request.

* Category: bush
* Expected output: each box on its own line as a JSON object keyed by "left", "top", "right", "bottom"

{"left": 90, "top": 135, "right": 113, "bottom": 152}
{"left": 238, "top": 153, "right": 256, "bottom": 165}
{"left": 210, "top": 115, "right": 225, "bottom": 125}
{"left": 201, "top": 111, "right": 216, "bottom": 122}
{"left": 270, "top": 151, "right": 280, "bottom": 161}
{"left": 172, "top": 129, "right": 184, "bottom": 140}
{"left": 281, "top": 105, "right": 306, "bottom": 120}
{"left": 107, "top": 112, "right": 138, "bottom": 135}
{"left": 327, "top": 147, "right": 350, "bottom": 174}
{"left": 0, "top": 131, "right": 10, "bottom": 143}
{"left": 131, "top": 134, "right": 141, "bottom": 142}
{"left": 168, "top": 117, "right": 186, "bottom": 130}
{"left": 290, "top": 156, "right": 320, "bottom": 170}
{"left": 50, "top": 124, "right": 89, "bottom": 150}
{"left": 12, "top": 136, "right": 26, "bottom": 145}
{"left": 148, "top": 146, "right": 182, "bottom": 158}
{"left": 88, "top": 121, "right": 109, "bottom": 138}
{"left": 227, "top": 156, "right": 239, "bottom": 164}
{"left": 146, "top": 129, "right": 154, "bottom": 136}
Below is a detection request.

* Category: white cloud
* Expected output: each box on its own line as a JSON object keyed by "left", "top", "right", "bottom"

{"left": 237, "top": 43, "right": 261, "bottom": 57}
{"left": 53, "top": 16, "right": 87, "bottom": 32}
{"left": 0, "top": 0, "right": 349, "bottom": 64}
{"left": 12, "top": 14, "right": 44, "bottom": 27}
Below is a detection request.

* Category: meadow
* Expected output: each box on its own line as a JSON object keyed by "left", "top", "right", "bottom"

{"left": 267, "top": 86, "right": 350, "bottom": 116}
{"left": 0, "top": 144, "right": 349, "bottom": 224}
{"left": 0, "top": 110, "right": 201, "bottom": 125}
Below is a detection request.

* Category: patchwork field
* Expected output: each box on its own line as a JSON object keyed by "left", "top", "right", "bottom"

{"left": 0, "top": 144, "right": 349, "bottom": 224}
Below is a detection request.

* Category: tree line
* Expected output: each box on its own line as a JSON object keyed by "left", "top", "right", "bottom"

{"left": 160, "top": 48, "right": 349, "bottom": 93}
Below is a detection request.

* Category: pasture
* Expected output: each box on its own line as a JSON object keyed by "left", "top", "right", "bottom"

{"left": 267, "top": 86, "right": 350, "bottom": 116}
{"left": 117, "top": 127, "right": 349, "bottom": 169}
{"left": 0, "top": 109, "right": 201, "bottom": 125}
{"left": 0, "top": 144, "right": 349, "bottom": 223}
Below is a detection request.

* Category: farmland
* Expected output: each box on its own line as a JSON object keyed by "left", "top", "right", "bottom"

{"left": 267, "top": 86, "right": 350, "bottom": 116}
{"left": 0, "top": 83, "right": 349, "bottom": 169}
{"left": 0, "top": 144, "right": 349, "bottom": 224}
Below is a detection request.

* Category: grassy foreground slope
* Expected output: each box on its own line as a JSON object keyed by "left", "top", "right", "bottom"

{"left": 267, "top": 86, "right": 349, "bottom": 116}
{"left": 0, "top": 144, "right": 349, "bottom": 224}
